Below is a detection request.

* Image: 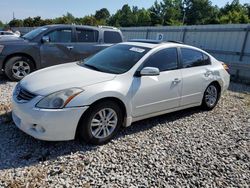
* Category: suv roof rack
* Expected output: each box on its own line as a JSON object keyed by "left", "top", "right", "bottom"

{"left": 97, "top": 25, "right": 118, "bottom": 30}
{"left": 128, "top": 39, "right": 163, "bottom": 44}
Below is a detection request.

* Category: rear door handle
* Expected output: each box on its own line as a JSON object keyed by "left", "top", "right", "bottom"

{"left": 173, "top": 78, "right": 181, "bottom": 84}
{"left": 67, "top": 46, "right": 74, "bottom": 50}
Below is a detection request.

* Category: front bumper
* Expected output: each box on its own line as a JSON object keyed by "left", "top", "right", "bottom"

{"left": 12, "top": 95, "right": 89, "bottom": 141}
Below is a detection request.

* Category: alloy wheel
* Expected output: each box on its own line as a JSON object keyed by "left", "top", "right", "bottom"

{"left": 90, "top": 108, "right": 118, "bottom": 139}
{"left": 205, "top": 85, "right": 218, "bottom": 107}
{"left": 12, "top": 61, "right": 31, "bottom": 79}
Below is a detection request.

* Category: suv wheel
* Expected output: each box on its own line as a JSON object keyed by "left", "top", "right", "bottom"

{"left": 78, "top": 101, "right": 123, "bottom": 145}
{"left": 5, "top": 56, "right": 35, "bottom": 81}
{"left": 201, "top": 83, "right": 220, "bottom": 110}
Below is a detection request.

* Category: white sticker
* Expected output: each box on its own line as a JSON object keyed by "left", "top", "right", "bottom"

{"left": 157, "top": 33, "right": 164, "bottom": 41}
{"left": 129, "top": 47, "right": 145, "bottom": 53}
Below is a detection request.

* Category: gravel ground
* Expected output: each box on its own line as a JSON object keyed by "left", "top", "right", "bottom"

{"left": 0, "top": 77, "right": 249, "bottom": 187}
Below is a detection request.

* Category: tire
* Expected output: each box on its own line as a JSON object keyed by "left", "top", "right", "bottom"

{"left": 201, "top": 83, "right": 220, "bottom": 110}
{"left": 4, "top": 56, "right": 35, "bottom": 81}
{"left": 78, "top": 101, "right": 123, "bottom": 145}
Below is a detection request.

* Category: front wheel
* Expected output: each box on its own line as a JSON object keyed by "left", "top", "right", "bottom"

{"left": 78, "top": 101, "right": 123, "bottom": 145}
{"left": 4, "top": 56, "right": 35, "bottom": 81}
{"left": 201, "top": 83, "right": 220, "bottom": 110}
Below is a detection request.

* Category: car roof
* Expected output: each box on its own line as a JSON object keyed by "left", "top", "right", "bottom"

{"left": 44, "top": 24, "right": 120, "bottom": 31}
{"left": 121, "top": 40, "right": 208, "bottom": 53}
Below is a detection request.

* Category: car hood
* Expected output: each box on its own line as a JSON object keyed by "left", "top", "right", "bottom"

{"left": 20, "top": 62, "right": 116, "bottom": 95}
{"left": 0, "top": 36, "right": 26, "bottom": 43}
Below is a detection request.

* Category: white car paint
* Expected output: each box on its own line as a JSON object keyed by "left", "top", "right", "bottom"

{"left": 12, "top": 42, "right": 230, "bottom": 141}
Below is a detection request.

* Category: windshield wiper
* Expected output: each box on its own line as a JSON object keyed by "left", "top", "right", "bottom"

{"left": 84, "top": 64, "right": 102, "bottom": 72}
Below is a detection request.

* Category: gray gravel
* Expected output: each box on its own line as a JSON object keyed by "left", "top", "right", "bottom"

{"left": 0, "top": 77, "right": 249, "bottom": 187}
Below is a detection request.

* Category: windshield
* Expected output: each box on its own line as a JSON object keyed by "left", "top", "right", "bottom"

{"left": 80, "top": 44, "right": 150, "bottom": 74}
{"left": 22, "top": 27, "right": 48, "bottom": 40}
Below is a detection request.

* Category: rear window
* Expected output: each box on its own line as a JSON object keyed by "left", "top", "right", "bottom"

{"left": 181, "top": 48, "right": 211, "bottom": 68}
{"left": 76, "top": 28, "right": 98, "bottom": 42}
{"left": 104, "top": 31, "right": 122, "bottom": 43}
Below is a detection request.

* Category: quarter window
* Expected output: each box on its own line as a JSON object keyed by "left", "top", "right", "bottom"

{"left": 46, "top": 29, "right": 72, "bottom": 43}
{"left": 181, "top": 48, "right": 211, "bottom": 68}
{"left": 142, "top": 48, "right": 178, "bottom": 72}
{"left": 76, "top": 28, "right": 98, "bottom": 42}
{"left": 104, "top": 31, "right": 122, "bottom": 43}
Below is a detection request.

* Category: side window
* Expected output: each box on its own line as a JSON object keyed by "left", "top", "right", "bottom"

{"left": 181, "top": 48, "right": 210, "bottom": 68}
{"left": 143, "top": 48, "right": 178, "bottom": 72}
{"left": 46, "top": 29, "right": 72, "bottom": 43}
{"left": 76, "top": 28, "right": 98, "bottom": 42}
{"left": 104, "top": 31, "right": 122, "bottom": 43}
{"left": 202, "top": 54, "right": 211, "bottom": 65}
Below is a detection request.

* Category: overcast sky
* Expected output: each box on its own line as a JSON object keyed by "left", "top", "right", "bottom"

{"left": 0, "top": 0, "right": 249, "bottom": 23}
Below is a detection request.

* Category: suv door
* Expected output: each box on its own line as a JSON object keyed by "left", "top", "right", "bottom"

{"left": 179, "top": 48, "right": 214, "bottom": 106}
{"left": 132, "top": 48, "right": 182, "bottom": 117}
{"left": 40, "top": 27, "right": 75, "bottom": 67}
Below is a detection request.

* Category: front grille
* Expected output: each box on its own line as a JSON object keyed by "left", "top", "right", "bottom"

{"left": 16, "top": 88, "right": 36, "bottom": 102}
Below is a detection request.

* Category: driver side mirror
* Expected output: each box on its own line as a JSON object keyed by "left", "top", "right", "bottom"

{"left": 140, "top": 67, "right": 160, "bottom": 76}
{"left": 41, "top": 36, "right": 50, "bottom": 43}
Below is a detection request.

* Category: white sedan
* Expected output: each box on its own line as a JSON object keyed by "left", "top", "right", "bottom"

{"left": 12, "top": 40, "right": 230, "bottom": 144}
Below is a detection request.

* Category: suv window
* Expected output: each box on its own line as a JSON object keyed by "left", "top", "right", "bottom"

{"left": 181, "top": 48, "right": 211, "bottom": 68}
{"left": 76, "top": 28, "right": 98, "bottom": 42}
{"left": 104, "top": 31, "right": 122, "bottom": 43}
{"left": 142, "top": 48, "right": 178, "bottom": 72}
{"left": 46, "top": 29, "right": 72, "bottom": 43}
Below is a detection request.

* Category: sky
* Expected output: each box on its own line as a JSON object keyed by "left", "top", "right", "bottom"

{"left": 0, "top": 0, "right": 249, "bottom": 23}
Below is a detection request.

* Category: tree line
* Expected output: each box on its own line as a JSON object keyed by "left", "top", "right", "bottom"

{"left": 2, "top": 0, "right": 250, "bottom": 28}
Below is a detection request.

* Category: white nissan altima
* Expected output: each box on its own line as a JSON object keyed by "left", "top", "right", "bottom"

{"left": 12, "top": 40, "right": 230, "bottom": 144}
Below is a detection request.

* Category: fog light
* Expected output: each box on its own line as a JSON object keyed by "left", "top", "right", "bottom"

{"left": 32, "top": 124, "right": 45, "bottom": 133}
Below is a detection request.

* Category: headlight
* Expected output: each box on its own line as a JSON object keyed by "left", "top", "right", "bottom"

{"left": 36, "top": 88, "right": 83, "bottom": 109}
{"left": 0, "top": 45, "right": 4, "bottom": 53}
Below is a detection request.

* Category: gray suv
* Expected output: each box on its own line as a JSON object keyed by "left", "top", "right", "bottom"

{"left": 0, "top": 25, "right": 124, "bottom": 81}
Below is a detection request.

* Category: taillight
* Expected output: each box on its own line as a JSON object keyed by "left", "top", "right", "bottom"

{"left": 221, "top": 62, "right": 230, "bottom": 73}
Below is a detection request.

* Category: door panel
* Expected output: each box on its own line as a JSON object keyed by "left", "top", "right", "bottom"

{"left": 72, "top": 28, "right": 111, "bottom": 61}
{"left": 132, "top": 70, "right": 182, "bottom": 117}
{"left": 180, "top": 66, "right": 214, "bottom": 106}
{"left": 40, "top": 43, "right": 76, "bottom": 67}
{"left": 40, "top": 28, "right": 75, "bottom": 68}
{"left": 179, "top": 48, "right": 214, "bottom": 106}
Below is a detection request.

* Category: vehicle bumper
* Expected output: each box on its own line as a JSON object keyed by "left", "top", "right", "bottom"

{"left": 0, "top": 55, "right": 5, "bottom": 75}
{"left": 12, "top": 95, "right": 89, "bottom": 141}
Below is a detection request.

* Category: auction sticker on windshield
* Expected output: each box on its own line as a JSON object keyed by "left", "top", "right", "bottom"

{"left": 129, "top": 47, "right": 145, "bottom": 53}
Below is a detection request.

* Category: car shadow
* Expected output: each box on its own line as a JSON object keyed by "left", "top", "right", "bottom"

{"left": 0, "top": 107, "right": 201, "bottom": 171}
{"left": 0, "top": 75, "right": 10, "bottom": 84}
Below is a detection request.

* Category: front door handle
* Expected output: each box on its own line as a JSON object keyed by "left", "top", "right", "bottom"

{"left": 173, "top": 78, "right": 181, "bottom": 84}
{"left": 67, "top": 46, "right": 74, "bottom": 50}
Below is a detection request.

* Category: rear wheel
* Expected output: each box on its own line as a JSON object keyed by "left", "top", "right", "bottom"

{"left": 4, "top": 56, "right": 35, "bottom": 81}
{"left": 201, "top": 83, "right": 220, "bottom": 110}
{"left": 78, "top": 101, "right": 123, "bottom": 145}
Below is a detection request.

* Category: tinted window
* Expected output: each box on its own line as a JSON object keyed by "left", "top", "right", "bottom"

{"left": 181, "top": 48, "right": 210, "bottom": 68}
{"left": 23, "top": 27, "right": 48, "bottom": 40}
{"left": 143, "top": 48, "right": 178, "bottom": 71}
{"left": 76, "top": 28, "right": 98, "bottom": 42}
{"left": 81, "top": 44, "right": 149, "bottom": 74}
{"left": 203, "top": 54, "right": 211, "bottom": 65}
{"left": 104, "top": 31, "right": 122, "bottom": 43}
{"left": 46, "top": 29, "right": 72, "bottom": 43}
